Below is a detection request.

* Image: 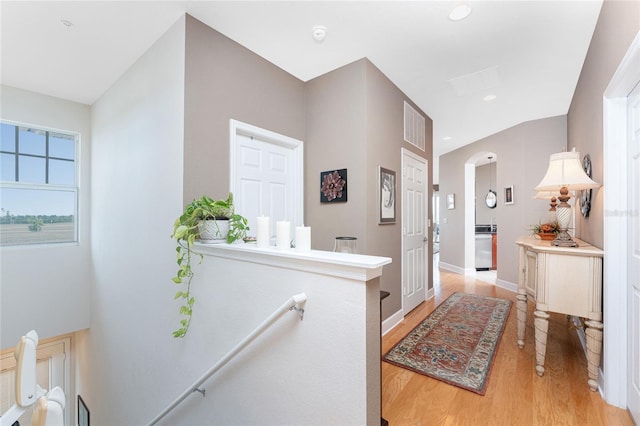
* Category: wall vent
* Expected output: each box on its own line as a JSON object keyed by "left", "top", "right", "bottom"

{"left": 404, "top": 101, "right": 425, "bottom": 151}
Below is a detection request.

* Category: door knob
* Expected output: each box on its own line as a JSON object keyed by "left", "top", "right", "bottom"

{"left": 423, "top": 237, "right": 428, "bottom": 242}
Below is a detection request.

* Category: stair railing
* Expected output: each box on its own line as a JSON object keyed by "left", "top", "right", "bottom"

{"left": 147, "top": 293, "right": 307, "bottom": 426}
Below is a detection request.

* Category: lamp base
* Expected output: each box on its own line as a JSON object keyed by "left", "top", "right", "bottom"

{"left": 552, "top": 198, "right": 578, "bottom": 247}
{"left": 552, "top": 229, "right": 578, "bottom": 247}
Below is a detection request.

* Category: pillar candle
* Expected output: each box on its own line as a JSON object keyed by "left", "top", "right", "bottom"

{"left": 295, "top": 225, "right": 311, "bottom": 252}
{"left": 256, "top": 216, "right": 270, "bottom": 248}
{"left": 276, "top": 220, "right": 291, "bottom": 249}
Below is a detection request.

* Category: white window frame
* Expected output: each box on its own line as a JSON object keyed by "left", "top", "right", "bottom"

{"left": 1, "top": 120, "right": 80, "bottom": 246}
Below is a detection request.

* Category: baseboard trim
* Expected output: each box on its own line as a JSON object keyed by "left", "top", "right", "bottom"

{"left": 495, "top": 278, "right": 517, "bottom": 293}
{"left": 427, "top": 287, "right": 435, "bottom": 300}
{"left": 382, "top": 309, "right": 404, "bottom": 336}
{"left": 439, "top": 261, "right": 468, "bottom": 275}
{"left": 382, "top": 287, "right": 435, "bottom": 336}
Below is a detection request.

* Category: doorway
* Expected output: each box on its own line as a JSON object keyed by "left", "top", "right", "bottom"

{"left": 464, "top": 152, "right": 498, "bottom": 282}
{"left": 401, "top": 148, "right": 428, "bottom": 315}
{"left": 603, "top": 32, "right": 639, "bottom": 419}
{"left": 229, "top": 120, "right": 304, "bottom": 242}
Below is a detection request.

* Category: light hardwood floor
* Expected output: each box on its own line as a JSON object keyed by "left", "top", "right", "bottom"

{"left": 381, "top": 265, "right": 633, "bottom": 426}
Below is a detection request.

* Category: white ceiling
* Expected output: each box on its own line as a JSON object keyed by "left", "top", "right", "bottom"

{"left": 1, "top": 1, "right": 602, "bottom": 160}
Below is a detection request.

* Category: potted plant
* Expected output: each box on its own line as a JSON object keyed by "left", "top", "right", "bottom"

{"left": 170, "top": 193, "right": 250, "bottom": 338}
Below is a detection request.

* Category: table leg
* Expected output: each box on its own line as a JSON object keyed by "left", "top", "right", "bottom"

{"left": 584, "top": 320, "right": 603, "bottom": 392}
{"left": 533, "top": 310, "right": 550, "bottom": 376}
{"left": 516, "top": 290, "right": 527, "bottom": 349}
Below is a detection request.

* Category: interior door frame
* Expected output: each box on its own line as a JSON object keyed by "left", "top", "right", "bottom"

{"left": 401, "top": 147, "right": 429, "bottom": 315}
{"left": 602, "top": 31, "right": 640, "bottom": 408}
{"left": 229, "top": 119, "right": 304, "bottom": 227}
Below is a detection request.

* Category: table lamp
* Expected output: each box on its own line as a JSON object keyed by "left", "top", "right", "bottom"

{"left": 534, "top": 150, "right": 601, "bottom": 247}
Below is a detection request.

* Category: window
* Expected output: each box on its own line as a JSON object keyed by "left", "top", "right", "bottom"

{"left": 0, "top": 122, "right": 78, "bottom": 246}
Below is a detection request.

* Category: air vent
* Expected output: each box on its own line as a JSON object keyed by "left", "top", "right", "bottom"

{"left": 404, "top": 101, "right": 425, "bottom": 151}
{"left": 448, "top": 66, "right": 501, "bottom": 97}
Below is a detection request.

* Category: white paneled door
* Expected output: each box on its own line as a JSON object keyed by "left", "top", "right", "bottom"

{"left": 628, "top": 80, "right": 640, "bottom": 424}
{"left": 402, "top": 148, "right": 428, "bottom": 315}
{"left": 230, "top": 120, "right": 303, "bottom": 244}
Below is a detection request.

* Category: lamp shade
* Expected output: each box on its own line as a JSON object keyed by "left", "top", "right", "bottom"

{"left": 533, "top": 190, "right": 574, "bottom": 199}
{"left": 535, "top": 151, "right": 601, "bottom": 191}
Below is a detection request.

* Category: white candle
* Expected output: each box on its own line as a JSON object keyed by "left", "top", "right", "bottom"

{"left": 276, "top": 220, "right": 291, "bottom": 249}
{"left": 295, "top": 225, "right": 311, "bottom": 252}
{"left": 256, "top": 216, "right": 270, "bottom": 248}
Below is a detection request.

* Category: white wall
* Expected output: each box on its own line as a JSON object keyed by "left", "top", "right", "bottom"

{"left": 150, "top": 244, "right": 385, "bottom": 425}
{"left": 0, "top": 85, "right": 91, "bottom": 349}
{"left": 76, "top": 16, "right": 186, "bottom": 423}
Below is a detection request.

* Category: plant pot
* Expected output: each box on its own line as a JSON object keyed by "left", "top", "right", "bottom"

{"left": 536, "top": 232, "right": 556, "bottom": 241}
{"left": 198, "top": 218, "right": 230, "bottom": 243}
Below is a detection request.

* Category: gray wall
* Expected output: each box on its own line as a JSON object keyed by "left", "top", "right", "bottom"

{"left": 305, "top": 60, "right": 368, "bottom": 250}
{"left": 365, "top": 60, "right": 434, "bottom": 318}
{"left": 568, "top": 0, "right": 640, "bottom": 249}
{"left": 439, "top": 116, "right": 566, "bottom": 285}
{"left": 305, "top": 58, "right": 433, "bottom": 320}
{"left": 183, "top": 15, "right": 306, "bottom": 204}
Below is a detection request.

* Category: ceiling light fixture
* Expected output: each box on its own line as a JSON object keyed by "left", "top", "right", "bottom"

{"left": 483, "top": 94, "right": 497, "bottom": 101}
{"left": 60, "top": 19, "right": 74, "bottom": 28}
{"left": 443, "top": 136, "right": 453, "bottom": 141}
{"left": 312, "top": 25, "right": 327, "bottom": 42}
{"left": 449, "top": 4, "right": 472, "bottom": 21}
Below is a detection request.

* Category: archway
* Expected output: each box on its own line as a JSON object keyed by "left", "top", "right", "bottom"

{"left": 464, "top": 151, "right": 497, "bottom": 274}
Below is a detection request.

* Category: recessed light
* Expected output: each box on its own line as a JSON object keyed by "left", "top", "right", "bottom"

{"left": 443, "top": 136, "right": 453, "bottom": 141}
{"left": 483, "top": 94, "right": 497, "bottom": 102}
{"left": 449, "top": 4, "right": 472, "bottom": 21}
{"left": 312, "top": 26, "right": 327, "bottom": 42}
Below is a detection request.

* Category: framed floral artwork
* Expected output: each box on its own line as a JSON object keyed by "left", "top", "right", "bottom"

{"left": 378, "top": 167, "right": 396, "bottom": 224}
{"left": 320, "top": 169, "right": 347, "bottom": 203}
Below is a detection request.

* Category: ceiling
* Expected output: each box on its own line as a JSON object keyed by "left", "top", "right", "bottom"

{"left": 1, "top": 1, "right": 602, "bottom": 162}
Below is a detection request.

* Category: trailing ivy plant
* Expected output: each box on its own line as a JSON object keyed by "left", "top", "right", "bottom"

{"left": 171, "top": 193, "right": 249, "bottom": 338}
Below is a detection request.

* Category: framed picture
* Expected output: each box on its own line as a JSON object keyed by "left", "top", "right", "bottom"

{"left": 320, "top": 169, "right": 348, "bottom": 203}
{"left": 447, "top": 193, "right": 455, "bottom": 210}
{"left": 504, "top": 185, "right": 514, "bottom": 205}
{"left": 78, "top": 395, "right": 90, "bottom": 426}
{"left": 378, "top": 167, "right": 396, "bottom": 224}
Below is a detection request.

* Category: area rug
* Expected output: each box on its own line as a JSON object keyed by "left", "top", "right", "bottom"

{"left": 383, "top": 292, "right": 511, "bottom": 395}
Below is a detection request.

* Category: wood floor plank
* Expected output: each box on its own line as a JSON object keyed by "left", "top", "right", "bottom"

{"left": 381, "top": 264, "right": 633, "bottom": 426}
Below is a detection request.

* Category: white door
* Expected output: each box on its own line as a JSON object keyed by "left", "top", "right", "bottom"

{"left": 627, "top": 80, "right": 640, "bottom": 423}
{"left": 402, "top": 148, "right": 428, "bottom": 314}
{"left": 230, "top": 120, "right": 303, "bottom": 243}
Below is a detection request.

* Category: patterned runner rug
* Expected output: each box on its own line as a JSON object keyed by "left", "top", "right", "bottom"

{"left": 383, "top": 292, "right": 511, "bottom": 395}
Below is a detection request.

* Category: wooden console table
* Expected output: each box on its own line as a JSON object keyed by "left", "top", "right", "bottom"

{"left": 515, "top": 235, "right": 603, "bottom": 391}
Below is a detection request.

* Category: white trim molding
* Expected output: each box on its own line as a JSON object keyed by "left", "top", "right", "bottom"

{"left": 229, "top": 119, "right": 304, "bottom": 227}
{"left": 602, "top": 30, "right": 640, "bottom": 408}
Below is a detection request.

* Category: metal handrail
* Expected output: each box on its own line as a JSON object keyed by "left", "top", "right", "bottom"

{"left": 147, "top": 293, "right": 307, "bottom": 425}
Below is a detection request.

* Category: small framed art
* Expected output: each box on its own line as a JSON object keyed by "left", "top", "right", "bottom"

{"left": 320, "top": 169, "right": 347, "bottom": 203}
{"left": 447, "top": 193, "right": 455, "bottom": 210}
{"left": 504, "top": 185, "right": 514, "bottom": 205}
{"left": 378, "top": 167, "right": 396, "bottom": 224}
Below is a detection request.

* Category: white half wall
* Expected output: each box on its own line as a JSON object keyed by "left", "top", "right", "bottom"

{"left": 150, "top": 244, "right": 389, "bottom": 425}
